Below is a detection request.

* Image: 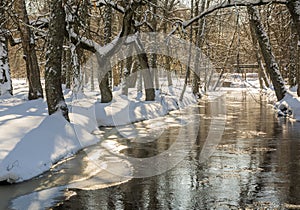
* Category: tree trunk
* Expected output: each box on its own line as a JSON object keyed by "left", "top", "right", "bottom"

{"left": 98, "top": 4, "right": 113, "bottom": 103}
{"left": 97, "top": 56, "right": 113, "bottom": 103}
{"left": 65, "top": 46, "right": 72, "bottom": 89}
{"left": 289, "top": 24, "right": 298, "bottom": 87}
{"left": 122, "top": 46, "right": 134, "bottom": 96}
{"left": 151, "top": 0, "right": 159, "bottom": 90}
{"left": 286, "top": 0, "right": 300, "bottom": 96}
{"left": 193, "top": 0, "right": 206, "bottom": 96}
{"left": 134, "top": 38, "right": 155, "bottom": 101}
{"left": 15, "top": 0, "right": 43, "bottom": 100}
{"left": 247, "top": 6, "right": 286, "bottom": 101}
{"left": 163, "top": 0, "right": 173, "bottom": 87}
{"left": 180, "top": 0, "right": 194, "bottom": 101}
{"left": 45, "top": 0, "right": 69, "bottom": 121}
{"left": 0, "top": 33, "right": 13, "bottom": 96}
{"left": 248, "top": 10, "right": 270, "bottom": 89}
{"left": 0, "top": 1, "right": 12, "bottom": 96}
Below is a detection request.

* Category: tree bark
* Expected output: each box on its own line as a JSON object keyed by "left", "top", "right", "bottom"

{"left": 288, "top": 24, "right": 298, "bottom": 87}
{"left": 286, "top": 0, "right": 300, "bottom": 96}
{"left": 0, "top": 33, "right": 13, "bottom": 96}
{"left": 45, "top": 0, "right": 69, "bottom": 121}
{"left": 247, "top": 6, "right": 286, "bottom": 101}
{"left": 96, "top": 55, "right": 113, "bottom": 103}
{"left": 15, "top": 0, "right": 43, "bottom": 100}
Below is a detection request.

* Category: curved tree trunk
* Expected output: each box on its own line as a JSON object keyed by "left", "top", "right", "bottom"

{"left": 15, "top": 0, "right": 43, "bottom": 100}
{"left": 247, "top": 6, "right": 286, "bottom": 101}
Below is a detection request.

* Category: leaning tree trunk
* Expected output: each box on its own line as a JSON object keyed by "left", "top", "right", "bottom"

{"left": 247, "top": 6, "right": 286, "bottom": 101}
{"left": 248, "top": 10, "right": 270, "bottom": 89}
{"left": 15, "top": 0, "right": 43, "bottom": 100}
{"left": 45, "top": 0, "right": 69, "bottom": 121}
{"left": 0, "top": 1, "right": 13, "bottom": 96}
{"left": 287, "top": 0, "right": 300, "bottom": 96}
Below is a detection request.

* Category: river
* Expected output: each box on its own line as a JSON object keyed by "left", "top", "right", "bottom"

{"left": 1, "top": 90, "right": 300, "bottom": 209}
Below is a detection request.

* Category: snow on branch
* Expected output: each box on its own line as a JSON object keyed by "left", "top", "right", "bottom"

{"left": 67, "top": 7, "right": 136, "bottom": 58}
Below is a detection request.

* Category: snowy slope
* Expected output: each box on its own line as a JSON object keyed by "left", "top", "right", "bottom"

{"left": 0, "top": 112, "right": 98, "bottom": 183}
{"left": 0, "top": 80, "right": 99, "bottom": 183}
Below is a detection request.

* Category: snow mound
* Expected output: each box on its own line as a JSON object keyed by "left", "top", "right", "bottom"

{"left": 275, "top": 91, "right": 300, "bottom": 121}
{"left": 0, "top": 113, "right": 98, "bottom": 183}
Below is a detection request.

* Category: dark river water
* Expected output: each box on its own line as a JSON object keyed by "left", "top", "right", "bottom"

{"left": 51, "top": 90, "right": 300, "bottom": 210}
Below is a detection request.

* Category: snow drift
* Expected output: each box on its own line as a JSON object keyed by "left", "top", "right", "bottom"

{"left": 0, "top": 113, "right": 98, "bottom": 183}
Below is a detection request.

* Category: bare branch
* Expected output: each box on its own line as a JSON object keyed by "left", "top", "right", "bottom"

{"left": 182, "top": 0, "right": 287, "bottom": 29}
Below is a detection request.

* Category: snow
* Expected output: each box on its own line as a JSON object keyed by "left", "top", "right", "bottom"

{"left": 275, "top": 89, "right": 300, "bottom": 121}
{"left": 0, "top": 112, "right": 97, "bottom": 183}
{"left": 96, "top": 86, "right": 197, "bottom": 127}
{"left": 0, "top": 79, "right": 99, "bottom": 183}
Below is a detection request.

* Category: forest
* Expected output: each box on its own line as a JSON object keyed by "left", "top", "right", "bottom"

{"left": 0, "top": 0, "right": 299, "bottom": 120}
